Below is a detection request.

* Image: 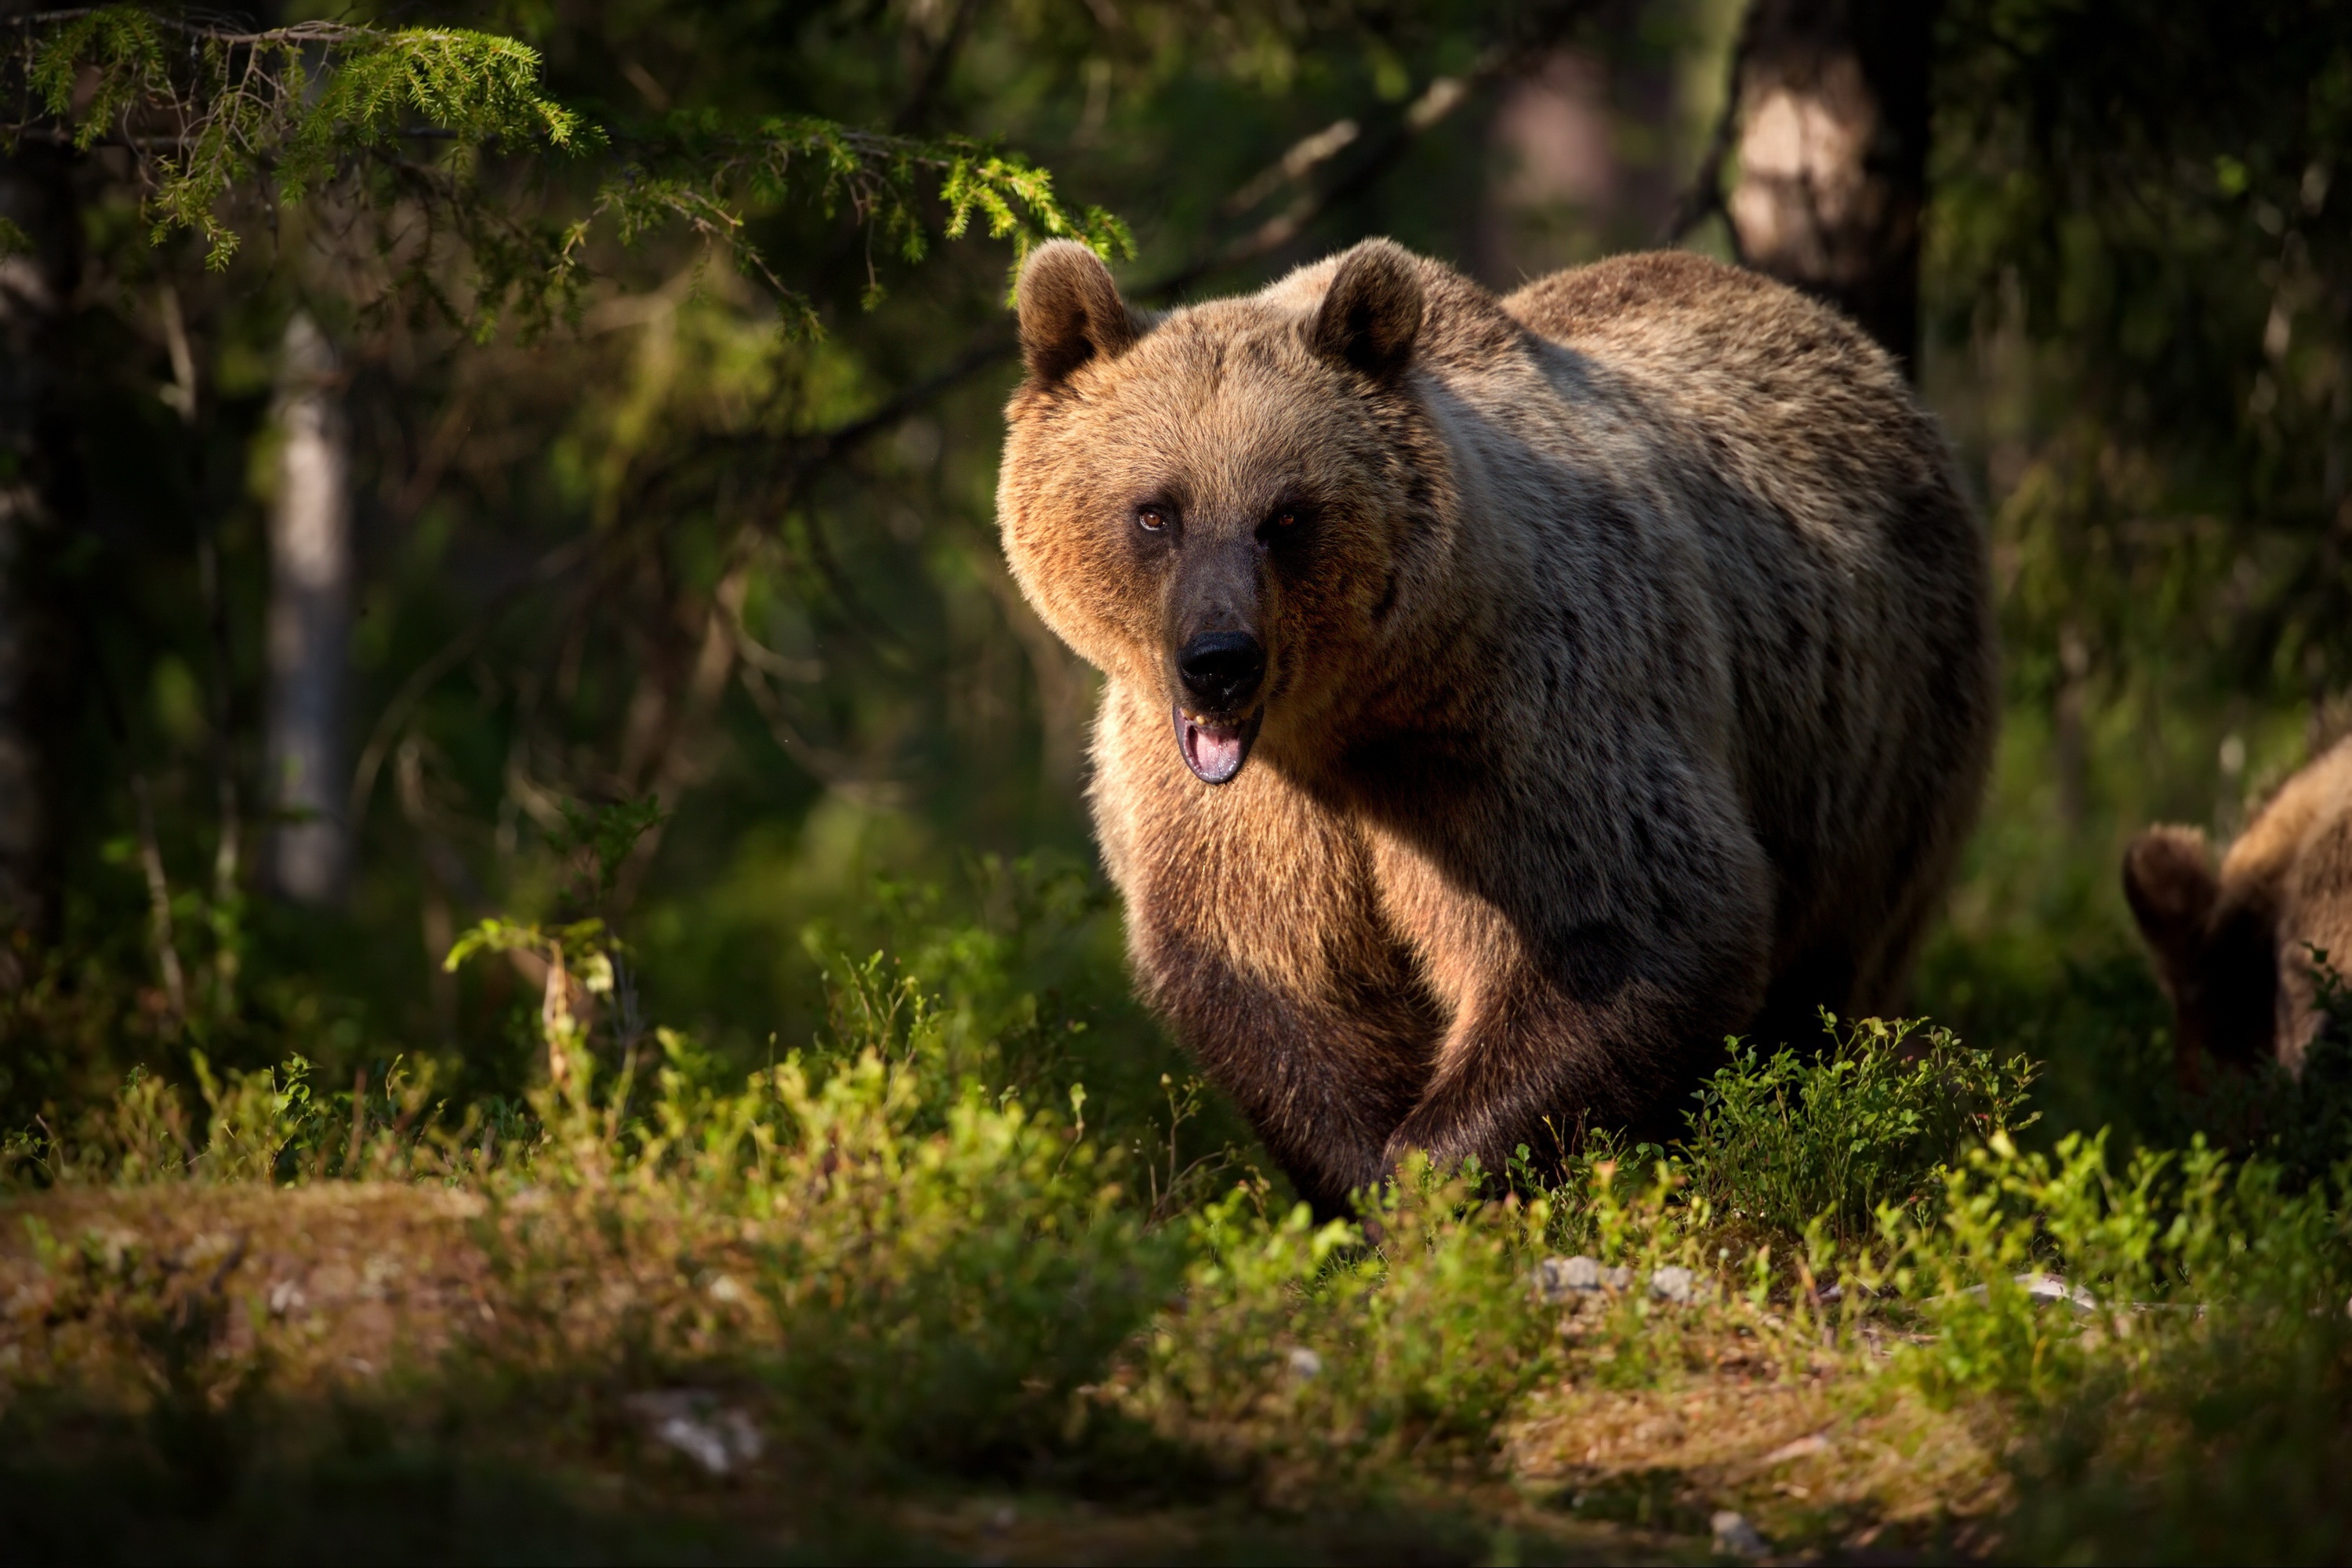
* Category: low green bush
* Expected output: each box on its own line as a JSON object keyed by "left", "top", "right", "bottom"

{"left": 6, "top": 880, "right": 2352, "bottom": 1561}
{"left": 1677, "top": 1014, "right": 2039, "bottom": 1241}
{"left": 1120, "top": 1161, "right": 1558, "bottom": 1502}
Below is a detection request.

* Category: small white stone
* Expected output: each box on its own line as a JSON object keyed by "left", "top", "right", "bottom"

{"left": 656, "top": 1414, "right": 734, "bottom": 1475}
{"left": 1534, "top": 1254, "right": 1604, "bottom": 1301}
{"left": 627, "top": 1390, "right": 765, "bottom": 1477}
{"left": 1711, "top": 1509, "right": 1768, "bottom": 1558}
{"left": 1286, "top": 1345, "right": 1323, "bottom": 1378}
{"left": 1650, "top": 1265, "right": 1697, "bottom": 1304}
{"left": 2013, "top": 1272, "right": 2099, "bottom": 1311}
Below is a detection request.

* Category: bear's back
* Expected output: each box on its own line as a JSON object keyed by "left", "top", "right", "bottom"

{"left": 1504, "top": 249, "right": 1784, "bottom": 344}
{"left": 1497, "top": 253, "right": 1995, "bottom": 1018}
{"left": 1502, "top": 252, "right": 1936, "bottom": 503}
{"left": 2227, "top": 739, "right": 2352, "bottom": 1066}
{"left": 2221, "top": 737, "right": 2352, "bottom": 902}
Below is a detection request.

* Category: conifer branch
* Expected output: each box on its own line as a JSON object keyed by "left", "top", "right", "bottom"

{"left": 0, "top": 7, "right": 1129, "bottom": 331}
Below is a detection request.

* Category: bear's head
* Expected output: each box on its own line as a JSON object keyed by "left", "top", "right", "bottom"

{"left": 2122, "top": 823, "right": 2282, "bottom": 1071}
{"left": 2123, "top": 739, "right": 2352, "bottom": 1076}
{"left": 996, "top": 238, "right": 1444, "bottom": 785}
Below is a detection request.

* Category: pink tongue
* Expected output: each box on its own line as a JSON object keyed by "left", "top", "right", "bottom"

{"left": 1184, "top": 720, "right": 1246, "bottom": 783}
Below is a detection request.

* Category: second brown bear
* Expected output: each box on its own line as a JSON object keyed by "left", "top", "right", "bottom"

{"left": 2125, "top": 737, "right": 2352, "bottom": 1080}
{"left": 997, "top": 238, "right": 1997, "bottom": 1217}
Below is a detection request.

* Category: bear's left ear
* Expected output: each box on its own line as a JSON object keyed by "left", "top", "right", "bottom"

{"left": 1017, "top": 241, "right": 1139, "bottom": 387}
{"left": 2124, "top": 824, "right": 2220, "bottom": 987}
{"left": 1311, "top": 239, "right": 1424, "bottom": 380}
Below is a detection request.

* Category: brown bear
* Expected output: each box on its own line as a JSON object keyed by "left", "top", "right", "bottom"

{"left": 2124, "top": 737, "right": 2352, "bottom": 1077}
{"left": 996, "top": 238, "right": 1997, "bottom": 1216}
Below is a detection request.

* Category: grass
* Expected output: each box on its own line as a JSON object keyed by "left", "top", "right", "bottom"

{"left": 4, "top": 878, "right": 2351, "bottom": 1563}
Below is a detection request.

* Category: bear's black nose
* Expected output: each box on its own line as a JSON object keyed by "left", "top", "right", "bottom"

{"left": 1177, "top": 631, "right": 1265, "bottom": 713}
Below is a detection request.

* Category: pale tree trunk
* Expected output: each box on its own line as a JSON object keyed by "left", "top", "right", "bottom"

{"left": 264, "top": 312, "right": 353, "bottom": 906}
{"left": 0, "top": 145, "right": 79, "bottom": 966}
{"left": 1722, "top": 0, "right": 1936, "bottom": 372}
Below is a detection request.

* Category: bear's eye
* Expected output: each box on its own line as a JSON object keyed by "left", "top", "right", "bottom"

{"left": 1258, "top": 504, "right": 1310, "bottom": 546}
{"left": 1136, "top": 506, "right": 1167, "bottom": 532}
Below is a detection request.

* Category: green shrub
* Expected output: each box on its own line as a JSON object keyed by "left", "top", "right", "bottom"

{"left": 1862, "top": 1127, "right": 2352, "bottom": 1406}
{"left": 1120, "top": 1162, "right": 1557, "bottom": 1501}
{"left": 478, "top": 1039, "right": 1185, "bottom": 1479}
{"left": 472, "top": 944, "right": 1192, "bottom": 1479}
{"left": 12, "top": 891, "right": 2352, "bottom": 1561}
{"left": 1678, "top": 1015, "right": 2038, "bottom": 1241}
{"left": 1882, "top": 1109, "right": 2352, "bottom": 1564}
{"left": 2001, "top": 1308, "right": 2352, "bottom": 1566}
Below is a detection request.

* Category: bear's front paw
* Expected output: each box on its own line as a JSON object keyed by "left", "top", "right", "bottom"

{"left": 1380, "top": 1125, "right": 1482, "bottom": 1185}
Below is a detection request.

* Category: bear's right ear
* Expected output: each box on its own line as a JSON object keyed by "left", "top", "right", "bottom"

{"left": 2124, "top": 824, "right": 2221, "bottom": 984}
{"left": 1311, "top": 238, "right": 1424, "bottom": 380}
{"left": 1017, "top": 241, "right": 1138, "bottom": 387}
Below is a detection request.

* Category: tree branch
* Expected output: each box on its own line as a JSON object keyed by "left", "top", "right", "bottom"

{"left": 345, "top": 533, "right": 597, "bottom": 833}
{"left": 747, "top": 3, "right": 1602, "bottom": 473}
{"left": 0, "top": 12, "right": 367, "bottom": 46}
{"left": 1661, "top": 0, "right": 1758, "bottom": 248}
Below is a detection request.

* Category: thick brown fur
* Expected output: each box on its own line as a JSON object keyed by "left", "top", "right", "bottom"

{"left": 2125, "top": 737, "right": 2352, "bottom": 1078}
{"left": 998, "top": 239, "right": 1998, "bottom": 1217}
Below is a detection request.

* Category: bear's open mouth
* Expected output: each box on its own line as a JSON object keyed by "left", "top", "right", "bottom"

{"left": 1173, "top": 706, "right": 1261, "bottom": 785}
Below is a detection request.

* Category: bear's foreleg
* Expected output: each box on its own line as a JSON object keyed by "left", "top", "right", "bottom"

{"left": 1370, "top": 852, "right": 1770, "bottom": 1184}
{"left": 1378, "top": 954, "right": 1711, "bottom": 1181}
{"left": 1138, "top": 928, "right": 1436, "bottom": 1220}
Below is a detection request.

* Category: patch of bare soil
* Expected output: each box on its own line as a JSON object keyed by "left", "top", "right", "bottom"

{"left": 1505, "top": 1347, "right": 2009, "bottom": 1558}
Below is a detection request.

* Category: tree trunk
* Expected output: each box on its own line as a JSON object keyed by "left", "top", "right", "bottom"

{"left": 1724, "top": 0, "right": 1936, "bottom": 372}
{"left": 264, "top": 312, "right": 354, "bottom": 906}
{"left": 0, "top": 145, "right": 81, "bottom": 964}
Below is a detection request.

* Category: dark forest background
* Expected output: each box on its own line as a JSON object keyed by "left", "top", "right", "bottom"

{"left": 2, "top": 0, "right": 2348, "bottom": 1163}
